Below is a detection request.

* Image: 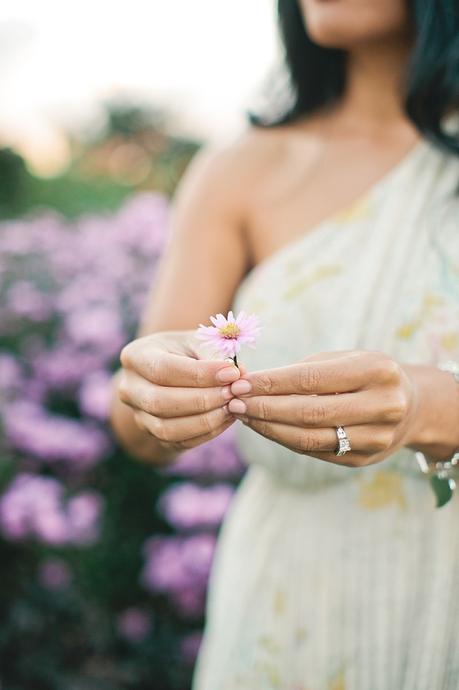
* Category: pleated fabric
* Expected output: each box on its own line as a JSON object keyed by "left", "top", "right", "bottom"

{"left": 191, "top": 129, "right": 459, "bottom": 690}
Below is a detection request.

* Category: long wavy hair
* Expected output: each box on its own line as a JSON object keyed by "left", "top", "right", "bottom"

{"left": 249, "top": 0, "right": 459, "bottom": 155}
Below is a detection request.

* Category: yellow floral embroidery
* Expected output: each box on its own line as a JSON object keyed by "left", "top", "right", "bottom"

{"left": 294, "top": 627, "right": 308, "bottom": 643}
{"left": 396, "top": 322, "right": 419, "bottom": 339}
{"left": 257, "top": 634, "right": 281, "bottom": 654}
{"left": 396, "top": 292, "right": 445, "bottom": 340}
{"left": 246, "top": 298, "right": 266, "bottom": 313}
{"left": 424, "top": 293, "right": 444, "bottom": 308}
{"left": 333, "top": 194, "right": 371, "bottom": 224}
{"left": 273, "top": 588, "right": 286, "bottom": 615}
{"left": 265, "top": 665, "right": 282, "bottom": 687}
{"left": 283, "top": 265, "right": 343, "bottom": 301}
{"left": 329, "top": 669, "right": 346, "bottom": 690}
{"left": 441, "top": 332, "right": 458, "bottom": 351}
{"left": 221, "top": 635, "right": 284, "bottom": 690}
{"left": 358, "top": 471, "right": 407, "bottom": 510}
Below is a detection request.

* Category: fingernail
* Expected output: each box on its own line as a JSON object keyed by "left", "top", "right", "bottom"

{"left": 228, "top": 399, "right": 247, "bottom": 414}
{"left": 216, "top": 367, "right": 239, "bottom": 384}
{"left": 221, "top": 385, "right": 233, "bottom": 400}
{"left": 230, "top": 379, "right": 251, "bottom": 395}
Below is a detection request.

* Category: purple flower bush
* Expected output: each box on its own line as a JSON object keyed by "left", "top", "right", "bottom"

{"left": 0, "top": 473, "right": 103, "bottom": 545}
{"left": 0, "top": 191, "right": 245, "bottom": 690}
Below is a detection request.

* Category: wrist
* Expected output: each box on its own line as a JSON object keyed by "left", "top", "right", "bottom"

{"left": 402, "top": 363, "right": 459, "bottom": 459}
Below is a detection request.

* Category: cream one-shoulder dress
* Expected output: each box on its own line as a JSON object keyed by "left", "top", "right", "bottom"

{"left": 191, "top": 132, "right": 459, "bottom": 690}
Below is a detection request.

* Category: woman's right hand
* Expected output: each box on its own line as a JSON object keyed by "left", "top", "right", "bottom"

{"left": 116, "top": 330, "right": 243, "bottom": 459}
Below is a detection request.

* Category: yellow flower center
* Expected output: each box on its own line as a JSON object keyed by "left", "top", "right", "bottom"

{"left": 219, "top": 323, "right": 240, "bottom": 339}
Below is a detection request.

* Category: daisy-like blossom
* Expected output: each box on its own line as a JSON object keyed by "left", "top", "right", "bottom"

{"left": 195, "top": 310, "right": 261, "bottom": 361}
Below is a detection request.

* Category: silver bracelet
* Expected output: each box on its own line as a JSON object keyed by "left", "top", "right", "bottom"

{"left": 415, "top": 360, "right": 459, "bottom": 508}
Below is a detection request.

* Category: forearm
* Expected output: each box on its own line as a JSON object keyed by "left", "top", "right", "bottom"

{"left": 403, "top": 364, "right": 459, "bottom": 459}
{"left": 109, "top": 370, "right": 181, "bottom": 466}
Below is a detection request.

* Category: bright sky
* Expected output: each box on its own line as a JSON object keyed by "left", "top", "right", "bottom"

{"left": 0, "top": 0, "right": 279, "bottom": 173}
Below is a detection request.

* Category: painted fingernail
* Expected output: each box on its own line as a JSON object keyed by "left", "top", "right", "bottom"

{"left": 230, "top": 379, "right": 251, "bottom": 395}
{"left": 216, "top": 367, "right": 239, "bottom": 384}
{"left": 228, "top": 399, "right": 247, "bottom": 414}
{"left": 221, "top": 385, "right": 233, "bottom": 400}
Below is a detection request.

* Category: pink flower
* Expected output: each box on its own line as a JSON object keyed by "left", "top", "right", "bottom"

{"left": 195, "top": 310, "right": 261, "bottom": 360}
{"left": 116, "top": 607, "right": 153, "bottom": 643}
{"left": 157, "top": 481, "right": 234, "bottom": 530}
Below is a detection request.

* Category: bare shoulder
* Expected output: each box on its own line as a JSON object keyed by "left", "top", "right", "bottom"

{"left": 184, "top": 125, "right": 289, "bottom": 179}
{"left": 174, "top": 121, "right": 320, "bottom": 216}
{"left": 137, "top": 118, "right": 326, "bottom": 334}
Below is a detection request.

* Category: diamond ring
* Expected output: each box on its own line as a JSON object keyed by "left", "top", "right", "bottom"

{"left": 335, "top": 425, "right": 351, "bottom": 456}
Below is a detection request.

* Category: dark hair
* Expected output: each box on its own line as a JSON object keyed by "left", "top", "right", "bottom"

{"left": 249, "top": 0, "right": 459, "bottom": 155}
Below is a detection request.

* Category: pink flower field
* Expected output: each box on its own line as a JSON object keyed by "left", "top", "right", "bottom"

{"left": 0, "top": 192, "right": 245, "bottom": 690}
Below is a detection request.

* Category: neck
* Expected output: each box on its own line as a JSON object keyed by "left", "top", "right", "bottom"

{"left": 336, "top": 36, "right": 414, "bottom": 135}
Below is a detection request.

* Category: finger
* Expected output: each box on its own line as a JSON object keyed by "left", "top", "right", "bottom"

{"left": 159, "top": 417, "right": 236, "bottom": 451}
{"left": 236, "top": 361, "right": 248, "bottom": 377}
{"left": 225, "top": 359, "right": 248, "bottom": 377}
{"left": 118, "top": 371, "right": 233, "bottom": 418}
{"left": 121, "top": 341, "right": 241, "bottom": 387}
{"left": 228, "top": 390, "right": 404, "bottom": 427}
{"left": 235, "top": 418, "right": 395, "bottom": 455}
{"left": 134, "top": 404, "right": 234, "bottom": 443}
{"left": 231, "top": 352, "right": 398, "bottom": 396}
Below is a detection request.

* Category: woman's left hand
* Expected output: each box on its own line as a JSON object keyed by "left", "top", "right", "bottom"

{"left": 227, "top": 350, "right": 420, "bottom": 467}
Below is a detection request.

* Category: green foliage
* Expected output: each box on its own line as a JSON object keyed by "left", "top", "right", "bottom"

{"left": 0, "top": 100, "right": 200, "bottom": 220}
{"left": 0, "top": 450, "right": 193, "bottom": 690}
{"left": 0, "top": 103, "right": 207, "bottom": 689}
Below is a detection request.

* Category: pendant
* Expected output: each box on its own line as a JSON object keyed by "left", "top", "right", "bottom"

{"left": 430, "top": 475, "right": 456, "bottom": 508}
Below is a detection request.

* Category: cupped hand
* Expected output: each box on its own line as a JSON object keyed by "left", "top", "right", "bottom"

{"left": 117, "top": 330, "right": 246, "bottom": 453}
{"left": 227, "top": 350, "right": 419, "bottom": 467}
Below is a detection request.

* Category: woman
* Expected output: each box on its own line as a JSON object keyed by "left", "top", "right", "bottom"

{"left": 110, "top": 1, "right": 459, "bottom": 687}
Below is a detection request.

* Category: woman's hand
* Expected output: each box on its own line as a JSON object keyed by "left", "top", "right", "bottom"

{"left": 116, "top": 330, "right": 243, "bottom": 456}
{"left": 227, "top": 350, "right": 420, "bottom": 467}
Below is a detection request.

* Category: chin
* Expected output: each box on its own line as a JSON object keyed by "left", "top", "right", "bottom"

{"left": 298, "top": 0, "right": 410, "bottom": 49}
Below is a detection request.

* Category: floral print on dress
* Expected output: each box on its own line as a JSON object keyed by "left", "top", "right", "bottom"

{"left": 192, "top": 132, "right": 459, "bottom": 690}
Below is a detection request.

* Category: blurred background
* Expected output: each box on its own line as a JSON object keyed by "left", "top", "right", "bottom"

{"left": 0, "top": 2, "right": 278, "bottom": 688}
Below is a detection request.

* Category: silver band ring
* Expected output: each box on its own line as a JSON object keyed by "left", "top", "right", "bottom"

{"left": 335, "top": 425, "right": 351, "bottom": 456}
